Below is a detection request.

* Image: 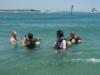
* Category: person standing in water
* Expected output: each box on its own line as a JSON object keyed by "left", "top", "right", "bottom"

{"left": 10, "top": 31, "right": 18, "bottom": 46}
{"left": 23, "top": 32, "right": 37, "bottom": 49}
{"left": 69, "top": 32, "right": 81, "bottom": 44}
{"left": 23, "top": 32, "right": 41, "bottom": 49}
{"left": 53, "top": 30, "right": 67, "bottom": 50}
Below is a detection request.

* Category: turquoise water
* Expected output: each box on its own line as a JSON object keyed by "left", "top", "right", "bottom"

{"left": 0, "top": 11, "right": 100, "bottom": 75}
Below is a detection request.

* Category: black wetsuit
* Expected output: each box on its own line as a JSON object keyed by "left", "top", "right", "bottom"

{"left": 26, "top": 40, "right": 35, "bottom": 49}
{"left": 54, "top": 38, "right": 63, "bottom": 49}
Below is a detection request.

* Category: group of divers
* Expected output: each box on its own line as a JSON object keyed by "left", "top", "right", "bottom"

{"left": 10, "top": 30, "right": 81, "bottom": 52}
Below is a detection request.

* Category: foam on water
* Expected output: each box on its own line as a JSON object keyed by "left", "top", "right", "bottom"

{"left": 71, "top": 58, "right": 100, "bottom": 63}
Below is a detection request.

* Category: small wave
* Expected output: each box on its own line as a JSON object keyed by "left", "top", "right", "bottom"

{"left": 11, "top": 11, "right": 19, "bottom": 13}
{"left": 71, "top": 58, "right": 100, "bottom": 63}
{"left": 75, "top": 52, "right": 83, "bottom": 55}
{"left": 40, "top": 10, "right": 57, "bottom": 13}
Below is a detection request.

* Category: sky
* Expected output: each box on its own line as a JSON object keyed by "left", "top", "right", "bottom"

{"left": 0, "top": 0, "right": 100, "bottom": 12}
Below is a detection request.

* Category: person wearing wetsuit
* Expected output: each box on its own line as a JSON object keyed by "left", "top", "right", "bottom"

{"left": 24, "top": 33, "right": 35, "bottom": 49}
{"left": 53, "top": 30, "right": 66, "bottom": 50}
{"left": 69, "top": 32, "right": 81, "bottom": 44}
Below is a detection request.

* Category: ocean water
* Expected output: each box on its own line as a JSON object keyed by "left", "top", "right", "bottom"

{"left": 0, "top": 11, "right": 100, "bottom": 75}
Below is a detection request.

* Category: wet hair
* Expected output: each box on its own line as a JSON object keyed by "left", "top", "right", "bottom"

{"left": 56, "top": 30, "right": 64, "bottom": 38}
{"left": 71, "top": 32, "right": 76, "bottom": 37}
{"left": 28, "top": 33, "right": 33, "bottom": 40}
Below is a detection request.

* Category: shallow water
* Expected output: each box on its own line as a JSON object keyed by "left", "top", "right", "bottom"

{"left": 0, "top": 11, "right": 100, "bottom": 75}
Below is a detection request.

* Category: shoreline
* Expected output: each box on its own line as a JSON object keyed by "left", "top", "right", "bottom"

{"left": 0, "top": 9, "right": 40, "bottom": 12}
{"left": 0, "top": 9, "right": 99, "bottom": 13}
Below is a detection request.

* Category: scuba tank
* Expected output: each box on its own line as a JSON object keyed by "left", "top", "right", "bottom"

{"left": 75, "top": 37, "right": 81, "bottom": 44}
{"left": 34, "top": 38, "right": 41, "bottom": 47}
{"left": 24, "top": 34, "right": 41, "bottom": 48}
{"left": 69, "top": 37, "right": 81, "bottom": 44}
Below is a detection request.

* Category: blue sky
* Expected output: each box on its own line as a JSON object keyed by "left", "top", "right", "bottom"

{"left": 0, "top": 0, "right": 100, "bottom": 11}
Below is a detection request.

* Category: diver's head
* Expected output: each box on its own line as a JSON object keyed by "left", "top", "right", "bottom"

{"left": 71, "top": 32, "right": 76, "bottom": 38}
{"left": 28, "top": 33, "right": 33, "bottom": 40}
{"left": 56, "top": 30, "right": 64, "bottom": 38}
